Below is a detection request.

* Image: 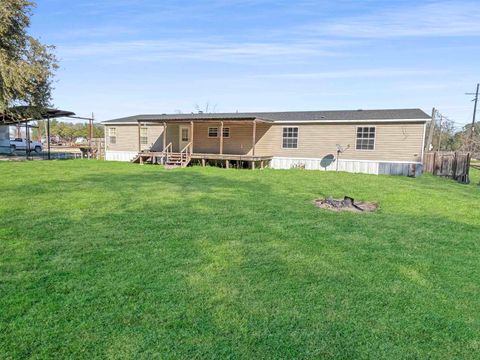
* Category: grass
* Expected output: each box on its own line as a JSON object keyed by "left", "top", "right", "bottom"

{"left": 1, "top": 161, "right": 479, "bottom": 359}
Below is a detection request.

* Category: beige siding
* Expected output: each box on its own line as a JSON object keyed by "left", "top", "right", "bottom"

{"left": 105, "top": 121, "right": 425, "bottom": 162}
{"left": 105, "top": 124, "right": 166, "bottom": 152}
{"left": 147, "top": 125, "right": 165, "bottom": 151}
{"left": 165, "top": 124, "right": 180, "bottom": 151}
{"left": 105, "top": 125, "right": 137, "bottom": 152}
{"left": 192, "top": 122, "right": 257, "bottom": 155}
{"left": 255, "top": 123, "right": 424, "bottom": 162}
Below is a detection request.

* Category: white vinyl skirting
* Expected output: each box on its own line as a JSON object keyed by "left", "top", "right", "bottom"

{"left": 270, "top": 157, "right": 423, "bottom": 176}
{"left": 105, "top": 151, "right": 422, "bottom": 176}
{"left": 105, "top": 151, "right": 138, "bottom": 162}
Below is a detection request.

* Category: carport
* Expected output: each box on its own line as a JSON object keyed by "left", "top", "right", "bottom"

{"left": 0, "top": 107, "right": 77, "bottom": 159}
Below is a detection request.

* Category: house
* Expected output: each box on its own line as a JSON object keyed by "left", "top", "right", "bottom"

{"left": 101, "top": 108, "right": 430, "bottom": 175}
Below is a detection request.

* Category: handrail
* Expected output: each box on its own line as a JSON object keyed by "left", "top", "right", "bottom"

{"left": 179, "top": 142, "right": 192, "bottom": 154}
{"left": 163, "top": 142, "right": 172, "bottom": 153}
{"left": 180, "top": 142, "right": 192, "bottom": 162}
{"left": 163, "top": 142, "right": 172, "bottom": 163}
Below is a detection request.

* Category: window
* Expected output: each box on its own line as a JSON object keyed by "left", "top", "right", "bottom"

{"left": 108, "top": 127, "right": 117, "bottom": 144}
{"left": 208, "top": 127, "right": 230, "bottom": 138}
{"left": 181, "top": 128, "right": 189, "bottom": 142}
{"left": 140, "top": 127, "right": 148, "bottom": 145}
{"left": 356, "top": 127, "right": 376, "bottom": 150}
{"left": 282, "top": 127, "right": 298, "bottom": 148}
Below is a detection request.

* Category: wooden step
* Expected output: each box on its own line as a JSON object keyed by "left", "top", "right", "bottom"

{"left": 131, "top": 152, "right": 192, "bottom": 168}
{"left": 165, "top": 156, "right": 191, "bottom": 169}
{"left": 131, "top": 154, "right": 152, "bottom": 164}
{"left": 131, "top": 155, "right": 140, "bottom": 163}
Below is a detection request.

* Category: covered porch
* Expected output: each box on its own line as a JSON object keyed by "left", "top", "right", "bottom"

{"left": 133, "top": 118, "right": 273, "bottom": 169}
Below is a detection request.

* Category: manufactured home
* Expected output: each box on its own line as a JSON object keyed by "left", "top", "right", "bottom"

{"left": 102, "top": 108, "right": 430, "bottom": 175}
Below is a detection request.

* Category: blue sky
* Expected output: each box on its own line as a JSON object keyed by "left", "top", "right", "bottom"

{"left": 31, "top": 0, "right": 480, "bottom": 127}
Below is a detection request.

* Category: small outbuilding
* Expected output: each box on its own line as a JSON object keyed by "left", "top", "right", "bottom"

{"left": 0, "top": 107, "right": 75, "bottom": 158}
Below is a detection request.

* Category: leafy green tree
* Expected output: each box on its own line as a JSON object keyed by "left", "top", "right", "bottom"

{"left": 33, "top": 119, "right": 104, "bottom": 142}
{"left": 0, "top": 0, "right": 57, "bottom": 118}
{"left": 457, "top": 123, "right": 480, "bottom": 154}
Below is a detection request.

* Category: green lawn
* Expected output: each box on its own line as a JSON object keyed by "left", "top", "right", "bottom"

{"left": 1, "top": 161, "right": 479, "bottom": 359}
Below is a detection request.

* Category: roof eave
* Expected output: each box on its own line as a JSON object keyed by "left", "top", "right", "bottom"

{"left": 272, "top": 118, "right": 429, "bottom": 124}
{"left": 101, "top": 118, "right": 428, "bottom": 125}
{"left": 102, "top": 117, "right": 274, "bottom": 125}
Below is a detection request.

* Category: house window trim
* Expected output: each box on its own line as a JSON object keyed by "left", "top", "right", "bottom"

{"left": 140, "top": 127, "right": 148, "bottom": 145}
{"left": 208, "top": 127, "right": 219, "bottom": 138}
{"left": 223, "top": 127, "right": 230, "bottom": 138}
{"left": 355, "top": 125, "right": 376, "bottom": 151}
{"left": 180, "top": 127, "right": 189, "bottom": 142}
{"left": 281, "top": 126, "right": 299, "bottom": 149}
{"left": 108, "top": 127, "right": 117, "bottom": 145}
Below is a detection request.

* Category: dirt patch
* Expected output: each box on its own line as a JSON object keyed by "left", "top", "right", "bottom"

{"left": 314, "top": 196, "right": 378, "bottom": 213}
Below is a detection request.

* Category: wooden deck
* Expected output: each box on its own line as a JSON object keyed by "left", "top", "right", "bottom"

{"left": 134, "top": 151, "right": 273, "bottom": 169}
{"left": 191, "top": 153, "right": 272, "bottom": 161}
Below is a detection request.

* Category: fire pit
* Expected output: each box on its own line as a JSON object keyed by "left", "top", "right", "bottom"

{"left": 314, "top": 196, "right": 378, "bottom": 213}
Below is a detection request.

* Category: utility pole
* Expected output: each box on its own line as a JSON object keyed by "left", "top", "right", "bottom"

{"left": 465, "top": 83, "right": 479, "bottom": 150}
{"left": 426, "top": 107, "right": 436, "bottom": 151}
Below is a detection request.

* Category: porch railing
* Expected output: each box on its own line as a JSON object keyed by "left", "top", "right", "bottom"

{"left": 180, "top": 142, "right": 192, "bottom": 163}
{"left": 163, "top": 142, "right": 172, "bottom": 163}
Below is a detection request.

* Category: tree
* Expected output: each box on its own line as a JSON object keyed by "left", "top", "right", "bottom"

{"left": 458, "top": 123, "right": 480, "bottom": 155}
{"left": 194, "top": 102, "right": 217, "bottom": 114}
{"left": 34, "top": 119, "right": 104, "bottom": 142}
{"left": 0, "top": 0, "right": 57, "bottom": 119}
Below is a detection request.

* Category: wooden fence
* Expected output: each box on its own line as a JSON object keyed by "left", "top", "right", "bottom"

{"left": 423, "top": 152, "right": 471, "bottom": 181}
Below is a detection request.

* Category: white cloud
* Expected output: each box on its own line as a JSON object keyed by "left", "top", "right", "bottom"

{"left": 57, "top": 38, "right": 350, "bottom": 63}
{"left": 254, "top": 68, "right": 449, "bottom": 80}
{"left": 305, "top": 1, "right": 480, "bottom": 38}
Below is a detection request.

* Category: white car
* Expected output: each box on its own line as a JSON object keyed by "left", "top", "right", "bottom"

{"left": 10, "top": 138, "right": 43, "bottom": 153}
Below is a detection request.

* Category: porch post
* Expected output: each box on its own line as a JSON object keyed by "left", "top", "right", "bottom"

{"left": 137, "top": 121, "right": 141, "bottom": 152}
{"left": 47, "top": 116, "right": 51, "bottom": 160}
{"left": 220, "top": 121, "right": 224, "bottom": 155}
{"left": 163, "top": 121, "right": 167, "bottom": 150}
{"left": 190, "top": 121, "right": 194, "bottom": 153}
{"left": 25, "top": 121, "right": 30, "bottom": 157}
{"left": 252, "top": 120, "right": 256, "bottom": 156}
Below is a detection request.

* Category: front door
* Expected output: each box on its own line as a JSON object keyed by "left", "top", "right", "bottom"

{"left": 179, "top": 126, "right": 190, "bottom": 151}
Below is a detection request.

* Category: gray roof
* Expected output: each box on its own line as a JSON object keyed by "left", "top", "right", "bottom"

{"left": 1, "top": 107, "right": 75, "bottom": 125}
{"left": 102, "top": 108, "right": 430, "bottom": 124}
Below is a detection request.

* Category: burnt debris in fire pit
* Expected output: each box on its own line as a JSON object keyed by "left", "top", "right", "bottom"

{"left": 314, "top": 196, "right": 378, "bottom": 213}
